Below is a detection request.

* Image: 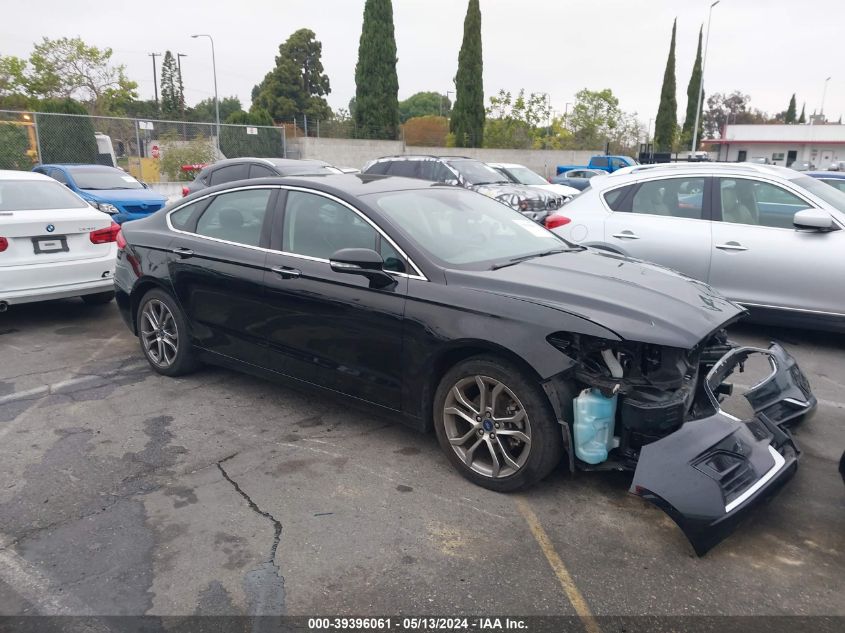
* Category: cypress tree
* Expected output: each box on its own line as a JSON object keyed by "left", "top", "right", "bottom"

{"left": 354, "top": 0, "right": 400, "bottom": 139}
{"left": 681, "top": 26, "right": 703, "bottom": 150}
{"left": 654, "top": 19, "right": 678, "bottom": 152}
{"left": 798, "top": 103, "right": 806, "bottom": 124}
{"left": 450, "top": 0, "right": 485, "bottom": 147}
{"left": 160, "top": 51, "right": 179, "bottom": 117}
{"left": 785, "top": 94, "right": 797, "bottom": 123}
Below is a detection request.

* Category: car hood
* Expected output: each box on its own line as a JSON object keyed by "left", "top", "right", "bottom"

{"left": 447, "top": 248, "right": 745, "bottom": 349}
{"left": 532, "top": 183, "right": 580, "bottom": 197}
{"left": 471, "top": 182, "right": 552, "bottom": 202}
{"left": 82, "top": 188, "right": 167, "bottom": 204}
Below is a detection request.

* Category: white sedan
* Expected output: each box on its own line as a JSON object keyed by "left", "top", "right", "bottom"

{"left": 488, "top": 162, "right": 580, "bottom": 199}
{"left": 0, "top": 170, "right": 119, "bottom": 311}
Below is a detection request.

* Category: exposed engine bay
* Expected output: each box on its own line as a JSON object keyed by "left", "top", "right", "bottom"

{"left": 547, "top": 328, "right": 817, "bottom": 555}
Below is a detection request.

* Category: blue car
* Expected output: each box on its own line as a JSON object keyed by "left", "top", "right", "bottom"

{"left": 32, "top": 164, "right": 167, "bottom": 224}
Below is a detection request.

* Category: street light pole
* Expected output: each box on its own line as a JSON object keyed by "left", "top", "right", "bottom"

{"left": 176, "top": 53, "right": 188, "bottom": 113}
{"left": 191, "top": 34, "right": 220, "bottom": 152}
{"left": 820, "top": 76, "right": 832, "bottom": 119}
{"left": 148, "top": 52, "right": 162, "bottom": 107}
{"left": 692, "top": 0, "right": 720, "bottom": 153}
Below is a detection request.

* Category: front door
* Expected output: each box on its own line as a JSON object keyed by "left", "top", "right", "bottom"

{"left": 786, "top": 150, "right": 798, "bottom": 168}
{"left": 168, "top": 187, "right": 276, "bottom": 366}
{"left": 603, "top": 175, "right": 714, "bottom": 282}
{"left": 708, "top": 177, "right": 844, "bottom": 315}
{"left": 261, "top": 189, "right": 408, "bottom": 409}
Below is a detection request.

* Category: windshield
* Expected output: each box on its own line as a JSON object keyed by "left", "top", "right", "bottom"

{"left": 792, "top": 175, "right": 845, "bottom": 213}
{"left": 367, "top": 188, "right": 570, "bottom": 270}
{"left": 504, "top": 166, "right": 548, "bottom": 186}
{"left": 0, "top": 179, "right": 89, "bottom": 210}
{"left": 69, "top": 168, "right": 143, "bottom": 190}
{"left": 449, "top": 160, "right": 509, "bottom": 185}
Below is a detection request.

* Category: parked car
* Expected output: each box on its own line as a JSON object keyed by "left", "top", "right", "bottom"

{"left": 805, "top": 170, "right": 845, "bottom": 193}
{"left": 551, "top": 168, "right": 605, "bottom": 191}
{"left": 362, "top": 155, "right": 561, "bottom": 222}
{"left": 557, "top": 155, "right": 638, "bottom": 175}
{"left": 487, "top": 162, "right": 580, "bottom": 199}
{"left": 551, "top": 162, "right": 845, "bottom": 331}
{"left": 33, "top": 164, "right": 167, "bottom": 224}
{"left": 115, "top": 173, "right": 814, "bottom": 555}
{"left": 788, "top": 160, "right": 815, "bottom": 171}
{"left": 183, "top": 157, "right": 343, "bottom": 197}
{"left": 0, "top": 170, "right": 119, "bottom": 310}
{"left": 827, "top": 160, "right": 845, "bottom": 172}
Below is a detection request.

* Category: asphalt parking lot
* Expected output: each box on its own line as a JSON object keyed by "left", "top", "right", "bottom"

{"left": 0, "top": 299, "right": 843, "bottom": 623}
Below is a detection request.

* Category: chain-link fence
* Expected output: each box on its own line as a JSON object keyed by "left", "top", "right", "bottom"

{"left": 281, "top": 115, "right": 404, "bottom": 142}
{"left": 0, "top": 110, "right": 289, "bottom": 183}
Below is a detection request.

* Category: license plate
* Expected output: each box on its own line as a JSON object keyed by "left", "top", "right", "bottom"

{"left": 32, "top": 236, "right": 69, "bottom": 254}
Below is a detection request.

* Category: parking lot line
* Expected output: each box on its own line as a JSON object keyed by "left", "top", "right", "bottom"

{"left": 514, "top": 498, "right": 602, "bottom": 633}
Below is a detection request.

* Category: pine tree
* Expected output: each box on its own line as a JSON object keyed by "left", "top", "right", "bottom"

{"left": 681, "top": 26, "right": 703, "bottom": 150}
{"left": 798, "top": 103, "right": 806, "bottom": 124}
{"left": 354, "top": 0, "right": 400, "bottom": 139}
{"left": 654, "top": 19, "right": 678, "bottom": 152}
{"left": 160, "top": 51, "right": 179, "bottom": 117}
{"left": 450, "top": 0, "right": 485, "bottom": 147}
{"left": 785, "top": 94, "right": 797, "bottom": 124}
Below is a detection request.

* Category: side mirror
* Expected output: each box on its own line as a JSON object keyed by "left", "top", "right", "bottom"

{"left": 329, "top": 248, "right": 396, "bottom": 288}
{"left": 793, "top": 209, "right": 834, "bottom": 231}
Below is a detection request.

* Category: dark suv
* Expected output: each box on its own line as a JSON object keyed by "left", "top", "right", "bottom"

{"left": 362, "top": 155, "right": 562, "bottom": 222}
{"left": 183, "top": 157, "right": 341, "bottom": 197}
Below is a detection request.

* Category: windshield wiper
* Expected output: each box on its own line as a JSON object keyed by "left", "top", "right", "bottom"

{"left": 490, "top": 248, "right": 575, "bottom": 270}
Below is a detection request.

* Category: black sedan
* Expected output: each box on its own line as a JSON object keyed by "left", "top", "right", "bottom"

{"left": 115, "top": 174, "right": 815, "bottom": 555}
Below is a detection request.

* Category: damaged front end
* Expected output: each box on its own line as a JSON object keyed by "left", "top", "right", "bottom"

{"left": 549, "top": 332, "right": 816, "bottom": 555}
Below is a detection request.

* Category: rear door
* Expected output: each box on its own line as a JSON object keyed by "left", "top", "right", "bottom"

{"left": 167, "top": 186, "right": 277, "bottom": 366}
{"left": 602, "top": 175, "right": 713, "bottom": 281}
{"left": 261, "top": 188, "right": 408, "bottom": 409}
{"left": 708, "top": 176, "right": 844, "bottom": 314}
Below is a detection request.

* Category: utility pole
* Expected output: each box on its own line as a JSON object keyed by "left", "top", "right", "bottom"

{"left": 149, "top": 53, "right": 162, "bottom": 106}
{"left": 692, "top": 0, "right": 720, "bottom": 152}
{"left": 176, "top": 53, "right": 188, "bottom": 113}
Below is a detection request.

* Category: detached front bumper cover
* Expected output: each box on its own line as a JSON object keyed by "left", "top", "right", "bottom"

{"left": 630, "top": 342, "right": 814, "bottom": 556}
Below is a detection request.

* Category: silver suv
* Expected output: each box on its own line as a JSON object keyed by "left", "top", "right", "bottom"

{"left": 552, "top": 162, "right": 845, "bottom": 331}
{"left": 362, "top": 155, "right": 562, "bottom": 222}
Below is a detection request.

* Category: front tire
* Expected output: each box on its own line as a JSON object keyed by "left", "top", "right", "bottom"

{"left": 81, "top": 291, "right": 115, "bottom": 305}
{"left": 136, "top": 289, "right": 198, "bottom": 376}
{"left": 433, "top": 356, "right": 563, "bottom": 492}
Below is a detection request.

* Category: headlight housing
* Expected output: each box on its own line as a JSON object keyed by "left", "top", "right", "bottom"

{"left": 95, "top": 202, "right": 120, "bottom": 215}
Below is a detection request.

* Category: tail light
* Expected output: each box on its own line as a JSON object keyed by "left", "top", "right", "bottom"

{"left": 116, "top": 228, "right": 127, "bottom": 250}
{"left": 545, "top": 214, "right": 572, "bottom": 230}
{"left": 0, "top": 237, "right": 7, "bottom": 252}
{"left": 182, "top": 186, "right": 190, "bottom": 197}
{"left": 90, "top": 222, "right": 121, "bottom": 244}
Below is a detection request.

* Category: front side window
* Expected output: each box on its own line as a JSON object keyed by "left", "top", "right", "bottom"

{"left": 386, "top": 161, "right": 421, "bottom": 179}
{"left": 819, "top": 178, "right": 845, "bottom": 194}
{"left": 283, "top": 191, "right": 380, "bottom": 260}
{"left": 718, "top": 178, "right": 808, "bottom": 229}
{"left": 209, "top": 164, "right": 249, "bottom": 186}
{"left": 364, "top": 161, "right": 390, "bottom": 175}
{"left": 418, "top": 161, "right": 456, "bottom": 182}
{"left": 447, "top": 160, "right": 508, "bottom": 185}
{"left": 792, "top": 175, "right": 845, "bottom": 212}
{"left": 195, "top": 188, "right": 271, "bottom": 246}
{"left": 367, "top": 188, "right": 568, "bottom": 269}
{"left": 630, "top": 177, "right": 705, "bottom": 219}
{"left": 592, "top": 157, "right": 609, "bottom": 168}
{"left": 504, "top": 166, "right": 547, "bottom": 186}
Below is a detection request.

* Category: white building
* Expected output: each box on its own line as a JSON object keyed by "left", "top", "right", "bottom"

{"left": 706, "top": 123, "right": 845, "bottom": 168}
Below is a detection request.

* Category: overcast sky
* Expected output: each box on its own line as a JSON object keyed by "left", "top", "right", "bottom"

{"left": 2, "top": 0, "right": 842, "bottom": 129}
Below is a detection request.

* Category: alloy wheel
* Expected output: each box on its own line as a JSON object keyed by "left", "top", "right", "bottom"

{"left": 140, "top": 299, "right": 179, "bottom": 368}
{"left": 442, "top": 375, "right": 532, "bottom": 478}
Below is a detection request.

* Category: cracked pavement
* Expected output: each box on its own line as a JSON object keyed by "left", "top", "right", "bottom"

{"left": 0, "top": 298, "right": 843, "bottom": 618}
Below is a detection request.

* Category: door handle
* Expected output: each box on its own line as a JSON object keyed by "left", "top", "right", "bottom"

{"left": 611, "top": 231, "right": 640, "bottom": 240}
{"left": 715, "top": 242, "right": 748, "bottom": 251}
{"left": 271, "top": 266, "right": 301, "bottom": 279}
{"left": 172, "top": 247, "right": 194, "bottom": 258}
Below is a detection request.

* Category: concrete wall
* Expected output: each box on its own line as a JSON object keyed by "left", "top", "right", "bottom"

{"left": 292, "top": 137, "right": 601, "bottom": 177}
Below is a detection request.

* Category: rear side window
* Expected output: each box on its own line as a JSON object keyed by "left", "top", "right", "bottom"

{"left": 592, "top": 157, "right": 609, "bottom": 168}
{"left": 249, "top": 164, "right": 277, "bottom": 179}
{"left": 169, "top": 200, "right": 206, "bottom": 231}
{"left": 195, "top": 189, "right": 272, "bottom": 246}
{"left": 603, "top": 186, "right": 633, "bottom": 211}
{"left": 209, "top": 163, "right": 249, "bottom": 186}
{"left": 0, "top": 179, "right": 88, "bottom": 210}
{"left": 386, "top": 161, "right": 421, "bottom": 179}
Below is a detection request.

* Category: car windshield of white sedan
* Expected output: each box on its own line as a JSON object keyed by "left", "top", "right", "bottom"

{"left": 0, "top": 180, "right": 88, "bottom": 211}
{"left": 370, "top": 188, "right": 571, "bottom": 269}
{"left": 505, "top": 166, "right": 548, "bottom": 186}
{"left": 792, "top": 176, "right": 845, "bottom": 214}
{"left": 69, "top": 168, "right": 144, "bottom": 190}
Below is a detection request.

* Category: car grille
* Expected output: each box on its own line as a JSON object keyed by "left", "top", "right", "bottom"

{"left": 123, "top": 203, "right": 163, "bottom": 213}
{"left": 693, "top": 436, "right": 758, "bottom": 506}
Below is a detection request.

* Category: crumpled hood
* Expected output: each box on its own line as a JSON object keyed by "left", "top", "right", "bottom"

{"left": 471, "top": 182, "right": 553, "bottom": 203}
{"left": 82, "top": 188, "right": 167, "bottom": 205}
{"left": 447, "top": 248, "right": 745, "bottom": 349}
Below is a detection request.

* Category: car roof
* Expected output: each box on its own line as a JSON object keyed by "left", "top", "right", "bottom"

{"left": 369, "top": 154, "right": 472, "bottom": 162}
{"left": 1, "top": 169, "right": 53, "bottom": 181}
{"left": 597, "top": 162, "right": 802, "bottom": 188}
{"left": 208, "top": 157, "right": 331, "bottom": 168}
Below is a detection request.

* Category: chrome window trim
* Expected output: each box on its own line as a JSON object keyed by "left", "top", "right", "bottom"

{"left": 165, "top": 184, "right": 429, "bottom": 281}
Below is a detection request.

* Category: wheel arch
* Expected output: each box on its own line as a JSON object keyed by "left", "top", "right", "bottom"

{"left": 129, "top": 277, "right": 174, "bottom": 335}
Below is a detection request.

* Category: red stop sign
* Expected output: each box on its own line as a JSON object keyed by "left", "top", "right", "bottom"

{"left": 151, "top": 144, "right": 160, "bottom": 159}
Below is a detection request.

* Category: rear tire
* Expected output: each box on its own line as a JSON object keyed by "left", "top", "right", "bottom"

{"left": 136, "top": 289, "right": 199, "bottom": 376}
{"left": 433, "top": 355, "right": 563, "bottom": 492}
{"left": 81, "top": 291, "right": 115, "bottom": 305}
